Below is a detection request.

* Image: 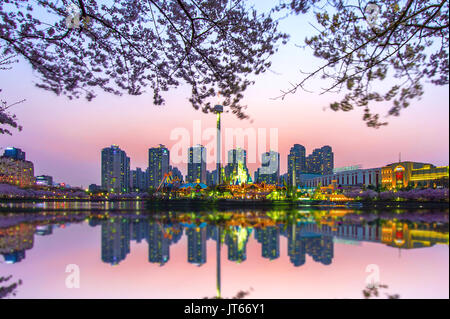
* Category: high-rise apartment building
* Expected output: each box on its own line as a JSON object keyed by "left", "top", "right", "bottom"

{"left": 306, "top": 145, "right": 334, "bottom": 175}
{"left": 148, "top": 145, "right": 170, "bottom": 189}
{"left": 287, "top": 144, "right": 306, "bottom": 187}
{"left": 130, "top": 168, "right": 148, "bottom": 192}
{"left": 3, "top": 147, "right": 26, "bottom": 161}
{"left": 0, "top": 148, "right": 35, "bottom": 187}
{"left": 169, "top": 166, "right": 183, "bottom": 184}
{"left": 206, "top": 169, "right": 220, "bottom": 186}
{"left": 101, "top": 145, "right": 130, "bottom": 193}
{"left": 187, "top": 145, "right": 206, "bottom": 183}
{"left": 256, "top": 150, "right": 280, "bottom": 184}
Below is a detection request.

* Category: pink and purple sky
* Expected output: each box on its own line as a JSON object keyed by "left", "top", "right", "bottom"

{"left": 1, "top": 5, "right": 448, "bottom": 187}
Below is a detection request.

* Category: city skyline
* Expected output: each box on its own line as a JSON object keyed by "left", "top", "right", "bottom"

{"left": 100, "top": 143, "right": 333, "bottom": 189}
{"left": 2, "top": 139, "right": 448, "bottom": 189}
{"left": 0, "top": 0, "right": 448, "bottom": 303}
{"left": 1, "top": 2, "right": 448, "bottom": 188}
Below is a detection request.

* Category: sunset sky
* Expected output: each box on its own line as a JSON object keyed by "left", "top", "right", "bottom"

{"left": 1, "top": 3, "right": 448, "bottom": 188}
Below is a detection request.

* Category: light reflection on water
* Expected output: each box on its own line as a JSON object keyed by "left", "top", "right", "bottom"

{"left": 0, "top": 202, "right": 448, "bottom": 299}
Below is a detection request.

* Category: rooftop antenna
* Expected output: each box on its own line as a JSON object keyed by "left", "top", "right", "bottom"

{"left": 399, "top": 152, "right": 401, "bottom": 163}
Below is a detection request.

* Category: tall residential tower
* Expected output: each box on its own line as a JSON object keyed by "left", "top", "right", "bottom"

{"left": 187, "top": 145, "right": 207, "bottom": 184}
{"left": 256, "top": 150, "right": 280, "bottom": 184}
{"left": 287, "top": 144, "right": 306, "bottom": 187}
{"left": 148, "top": 145, "right": 170, "bottom": 189}
{"left": 101, "top": 145, "right": 130, "bottom": 193}
{"left": 306, "top": 145, "right": 334, "bottom": 175}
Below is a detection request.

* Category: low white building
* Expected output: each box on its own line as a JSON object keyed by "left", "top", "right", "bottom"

{"left": 303, "top": 167, "right": 382, "bottom": 188}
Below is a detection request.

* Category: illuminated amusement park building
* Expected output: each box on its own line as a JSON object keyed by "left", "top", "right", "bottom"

{"left": 187, "top": 145, "right": 207, "bottom": 184}
{"left": 381, "top": 161, "right": 449, "bottom": 189}
{"left": 225, "top": 148, "right": 250, "bottom": 184}
{"left": 101, "top": 145, "right": 130, "bottom": 193}
{"left": 148, "top": 144, "right": 170, "bottom": 188}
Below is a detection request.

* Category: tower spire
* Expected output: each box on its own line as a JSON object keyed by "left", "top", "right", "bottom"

{"left": 214, "top": 93, "right": 224, "bottom": 185}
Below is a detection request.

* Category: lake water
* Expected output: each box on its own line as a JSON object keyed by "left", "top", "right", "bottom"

{"left": 0, "top": 202, "right": 448, "bottom": 299}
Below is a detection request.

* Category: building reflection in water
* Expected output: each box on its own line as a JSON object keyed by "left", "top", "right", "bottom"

{"left": 225, "top": 226, "right": 250, "bottom": 263}
{"left": 0, "top": 223, "right": 35, "bottom": 264}
{"left": 186, "top": 224, "right": 207, "bottom": 266}
{"left": 256, "top": 226, "right": 280, "bottom": 261}
{"left": 216, "top": 225, "right": 222, "bottom": 298}
{"left": 101, "top": 219, "right": 130, "bottom": 265}
{"left": 131, "top": 219, "right": 148, "bottom": 243}
{"left": 1, "top": 209, "right": 448, "bottom": 299}
{"left": 36, "top": 225, "right": 53, "bottom": 236}
{"left": 94, "top": 213, "right": 449, "bottom": 268}
{"left": 1, "top": 210, "right": 449, "bottom": 270}
{"left": 147, "top": 221, "right": 170, "bottom": 266}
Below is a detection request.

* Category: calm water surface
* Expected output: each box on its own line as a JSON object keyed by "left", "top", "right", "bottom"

{"left": 0, "top": 201, "right": 448, "bottom": 299}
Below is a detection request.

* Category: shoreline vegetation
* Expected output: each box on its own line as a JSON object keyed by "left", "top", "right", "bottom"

{"left": 0, "top": 183, "right": 448, "bottom": 211}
